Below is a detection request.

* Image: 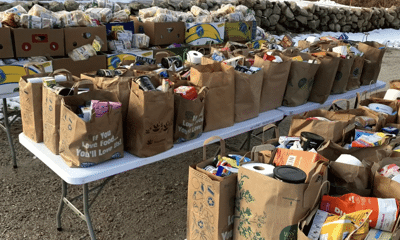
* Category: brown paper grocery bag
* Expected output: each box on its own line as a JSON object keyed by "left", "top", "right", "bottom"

{"left": 190, "top": 63, "right": 235, "bottom": 132}
{"left": 358, "top": 41, "right": 386, "bottom": 85}
{"left": 19, "top": 64, "right": 48, "bottom": 142}
{"left": 309, "top": 52, "right": 340, "bottom": 103}
{"left": 346, "top": 55, "right": 365, "bottom": 91}
{"left": 253, "top": 53, "right": 291, "bottom": 112}
{"left": 233, "top": 158, "right": 328, "bottom": 240}
{"left": 81, "top": 69, "right": 133, "bottom": 122}
{"left": 59, "top": 90, "right": 124, "bottom": 167}
{"left": 282, "top": 49, "right": 321, "bottom": 107}
{"left": 328, "top": 161, "right": 372, "bottom": 197}
{"left": 288, "top": 109, "right": 356, "bottom": 143}
{"left": 358, "top": 93, "right": 398, "bottom": 124}
{"left": 174, "top": 86, "right": 207, "bottom": 143}
{"left": 43, "top": 70, "right": 94, "bottom": 155}
{"left": 372, "top": 157, "right": 400, "bottom": 201}
{"left": 125, "top": 73, "right": 174, "bottom": 157}
{"left": 318, "top": 140, "right": 392, "bottom": 164}
{"left": 187, "top": 137, "right": 237, "bottom": 240}
{"left": 336, "top": 107, "right": 386, "bottom": 132}
{"left": 234, "top": 69, "right": 263, "bottom": 122}
{"left": 331, "top": 56, "right": 355, "bottom": 94}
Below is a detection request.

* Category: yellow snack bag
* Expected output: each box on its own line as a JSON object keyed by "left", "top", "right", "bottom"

{"left": 292, "top": 56, "right": 303, "bottom": 61}
{"left": 320, "top": 209, "right": 372, "bottom": 240}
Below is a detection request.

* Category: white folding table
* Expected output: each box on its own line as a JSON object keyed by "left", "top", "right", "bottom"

{"left": 1, "top": 92, "right": 19, "bottom": 168}
{"left": 277, "top": 80, "right": 386, "bottom": 116}
{"left": 19, "top": 109, "right": 284, "bottom": 240}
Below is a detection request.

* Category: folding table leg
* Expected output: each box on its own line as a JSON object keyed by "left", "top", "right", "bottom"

{"left": 2, "top": 98, "right": 17, "bottom": 168}
{"left": 57, "top": 180, "right": 67, "bottom": 231}
{"left": 83, "top": 184, "right": 96, "bottom": 240}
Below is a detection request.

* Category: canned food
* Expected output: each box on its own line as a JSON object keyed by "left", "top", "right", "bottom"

{"left": 134, "top": 76, "right": 156, "bottom": 91}
{"left": 96, "top": 69, "right": 123, "bottom": 77}
{"left": 52, "top": 86, "right": 74, "bottom": 96}
{"left": 161, "top": 56, "right": 183, "bottom": 70}
{"left": 300, "top": 132, "right": 325, "bottom": 151}
{"left": 135, "top": 55, "right": 156, "bottom": 65}
{"left": 273, "top": 166, "right": 306, "bottom": 184}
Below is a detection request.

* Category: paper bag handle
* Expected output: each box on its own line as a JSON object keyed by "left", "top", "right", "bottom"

{"left": 355, "top": 92, "right": 369, "bottom": 108}
{"left": 250, "top": 144, "right": 275, "bottom": 163}
{"left": 71, "top": 79, "right": 95, "bottom": 95}
{"left": 203, "top": 136, "right": 225, "bottom": 161}
{"left": 329, "top": 99, "right": 351, "bottom": 111}
{"left": 303, "top": 161, "right": 330, "bottom": 209}
{"left": 261, "top": 124, "right": 280, "bottom": 144}
{"left": 50, "top": 69, "right": 75, "bottom": 83}
{"left": 23, "top": 62, "right": 45, "bottom": 75}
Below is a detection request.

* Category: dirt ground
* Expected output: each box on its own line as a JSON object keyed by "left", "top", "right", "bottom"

{"left": 1, "top": 48, "right": 400, "bottom": 240}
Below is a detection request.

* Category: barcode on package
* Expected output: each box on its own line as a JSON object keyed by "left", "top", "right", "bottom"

{"left": 286, "top": 155, "right": 296, "bottom": 166}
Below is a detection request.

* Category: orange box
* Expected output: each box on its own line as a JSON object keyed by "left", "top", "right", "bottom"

{"left": 273, "top": 148, "right": 329, "bottom": 177}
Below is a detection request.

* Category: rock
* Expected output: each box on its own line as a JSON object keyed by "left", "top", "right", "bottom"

{"left": 330, "top": 14, "right": 338, "bottom": 23}
{"left": 379, "top": 17, "right": 385, "bottom": 26}
{"left": 320, "top": 15, "right": 329, "bottom": 25}
{"left": 48, "top": 1, "right": 64, "bottom": 12}
{"left": 296, "top": 15, "right": 307, "bottom": 25}
{"left": 352, "top": 23, "right": 357, "bottom": 29}
{"left": 308, "top": 20, "right": 317, "bottom": 29}
{"left": 342, "top": 25, "right": 351, "bottom": 32}
{"left": 306, "top": 4, "right": 315, "bottom": 14}
{"left": 289, "top": 2, "right": 297, "bottom": 11}
{"left": 254, "top": 0, "right": 266, "bottom": 10}
{"left": 357, "top": 19, "right": 364, "bottom": 28}
{"left": 299, "top": 8, "right": 308, "bottom": 17}
{"left": 129, "top": 2, "right": 143, "bottom": 10}
{"left": 261, "top": 17, "right": 270, "bottom": 27}
{"left": 275, "top": 23, "right": 286, "bottom": 33}
{"left": 336, "top": 13, "right": 343, "bottom": 20}
{"left": 329, "top": 23, "right": 335, "bottom": 31}
{"left": 322, "top": 25, "right": 328, "bottom": 31}
{"left": 354, "top": 9, "right": 362, "bottom": 17}
{"left": 64, "top": 0, "right": 79, "bottom": 11}
{"left": 351, "top": 14, "right": 358, "bottom": 22}
{"left": 313, "top": 15, "right": 318, "bottom": 20}
{"left": 282, "top": 5, "right": 294, "bottom": 20}
{"left": 268, "top": 14, "right": 280, "bottom": 25}
{"left": 272, "top": 4, "right": 281, "bottom": 15}
{"left": 255, "top": 16, "right": 262, "bottom": 27}
{"left": 288, "top": 20, "right": 299, "bottom": 29}
{"left": 263, "top": 8, "right": 273, "bottom": 18}
{"left": 346, "top": 15, "right": 352, "bottom": 22}
{"left": 255, "top": 9, "right": 263, "bottom": 17}
{"left": 388, "top": 10, "right": 397, "bottom": 18}
{"left": 339, "top": 18, "right": 346, "bottom": 26}
{"left": 331, "top": 7, "right": 338, "bottom": 14}
{"left": 315, "top": 19, "right": 320, "bottom": 28}
{"left": 315, "top": 5, "right": 320, "bottom": 12}
{"left": 206, "top": 0, "right": 213, "bottom": 8}
{"left": 385, "top": 12, "right": 395, "bottom": 22}
{"left": 266, "top": 1, "right": 273, "bottom": 8}
{"left": 279, "top": 15, "right": 286, "bottom": 24}
{"left": 200, "top": 2, "right": 208, "bottom": 10}
{"left": 335, "top": 23, "right": 340, "bottom": 32}
{"left": 0, "top": 4, "right": 13, "bottom": 11}
{"left": 391, "top": 17, "right": 400, "bottom": 27}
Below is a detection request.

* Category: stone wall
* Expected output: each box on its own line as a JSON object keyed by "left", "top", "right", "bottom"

{"left": 1, "top": 0, "right": 400, "bottom": 34}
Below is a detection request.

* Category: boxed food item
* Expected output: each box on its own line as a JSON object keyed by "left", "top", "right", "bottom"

{"left": 0, "top": 27, "right": 14, "bottom": 58}
{"left": 185, "top": 22, "right": 225, "bottom": 46}
{"left": 64, "top": 26, "right": 107, "bottom": 53}
{"left": 105, "top": 21, "right": 134, "bottom": 36}
{"left": 12, "top": 28, "right": 65, "bottom": 57}
{"left": 224, "top": 21, "right": 256, "bottom": 42}
{"left": 131, "top": 17, "right": 185, "bottom": 46}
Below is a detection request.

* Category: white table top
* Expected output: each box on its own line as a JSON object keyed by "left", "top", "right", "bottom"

{"left": 277, "top": 80, "right": 386, "bottom": 116}
{"left": 19, "top": 109, "right": 284, "bottom": 185}
{"left": 0, "top": 92, "right": 19, "bottom": 100}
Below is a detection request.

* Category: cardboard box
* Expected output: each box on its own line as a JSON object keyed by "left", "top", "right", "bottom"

{"left": 12, "top": 28, "right": 64, "bottom": 58}
{"left": 0, "top": 27, "right": 14, "bottom": 59}
{"left": 131, "top": 17, "right": 185, "bottom": 46}
{"left": 105, "top": 22, "right": 134, "bottom": 36}
{"left": 224, "top": 21, "right": 256, "bottom": 42}
{"left": 52, "top": 55, "right": 106, "bottom": 77}
{"left": 0, "top": 61, "right": 53, "bottom": 96}
{"left": 185, "top": 22, "right": 225, "bottom": 46}
{"left": 152, "top": 45, "right": 190, "bottom": 64}
{"left": 64, "top": 26, "right": 108, "bottom": 54}
{"left": 106, "top": 50, "right": 153, "bottom": 69}
{"left": 273, "top": 148, "right": 329, "bottom": 178}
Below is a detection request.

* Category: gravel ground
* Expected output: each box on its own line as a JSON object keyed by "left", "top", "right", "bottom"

{"left": 1, "top": 48, "right": 400, "bottom": 240}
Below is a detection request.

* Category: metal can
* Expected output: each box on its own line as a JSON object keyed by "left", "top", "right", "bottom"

{"left": 161, "top": 56, "right": 183, "bottom": 69}
{"left": 135, "top": 55, "right": 156, "bottom": 65}
{"left": 96, "top": 69, "right": 122, "bottom": 77}
{"left": 52, "top": 86, "right": 74, "bottom": 96}
{"left": 134, "top": 76, "right": 156, "bottom": 91}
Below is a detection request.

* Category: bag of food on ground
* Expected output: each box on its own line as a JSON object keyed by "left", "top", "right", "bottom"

{"left": 288, "top": 109, "right": 356, "bottom": 143}
{"left": 173, "top": 84, "right": 207, "bottom": 143}
{"left": 357, "top": 92, "right": 399, "bottom": 124}
{"left": 281, "top": 48, "right": 321, "bottom": 107}
{"left": 59, "top": 90, "right": 124, "bottom": 167}
{"left": 125, "top": 72, "right": 174, "bottom": 157}
{"left": 187, "top": 137, "right": 249, "bottom": 240}
{"left": 190, "top": 62, "right": 235, "bottom": 132}
{"left": 372, "top": 157, "right": 400, "bottom": 203}
{"left": 358, "top": 41, "right": 386, "bottom": 85}
{"left": 308, "top": 52, "right": 340, "bottom": 103}
{"left": 253, "top": 51, "right": 291, "bottom": 112}
{"left": 233, "top": 146, "right": 329, "bottom": 240}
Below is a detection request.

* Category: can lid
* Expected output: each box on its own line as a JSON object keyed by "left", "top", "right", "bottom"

{"left": 300, "top": 132, "right": 325, "bottom": 142}
{"left": 273, "top": 166, "right": 307, "bottom": 184}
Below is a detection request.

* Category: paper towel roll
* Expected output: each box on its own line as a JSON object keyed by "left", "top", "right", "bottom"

{"left": 187, "top": 51, "right": 203, "bottom": 64}
{"left": 242, "top": 163, "right": 275, "bottom": 177}
{"left": 335, "top": 154, "right": 363, "bottom": 167}
{"left": 384, "top": 89, "right": 400, "bottom": 100}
